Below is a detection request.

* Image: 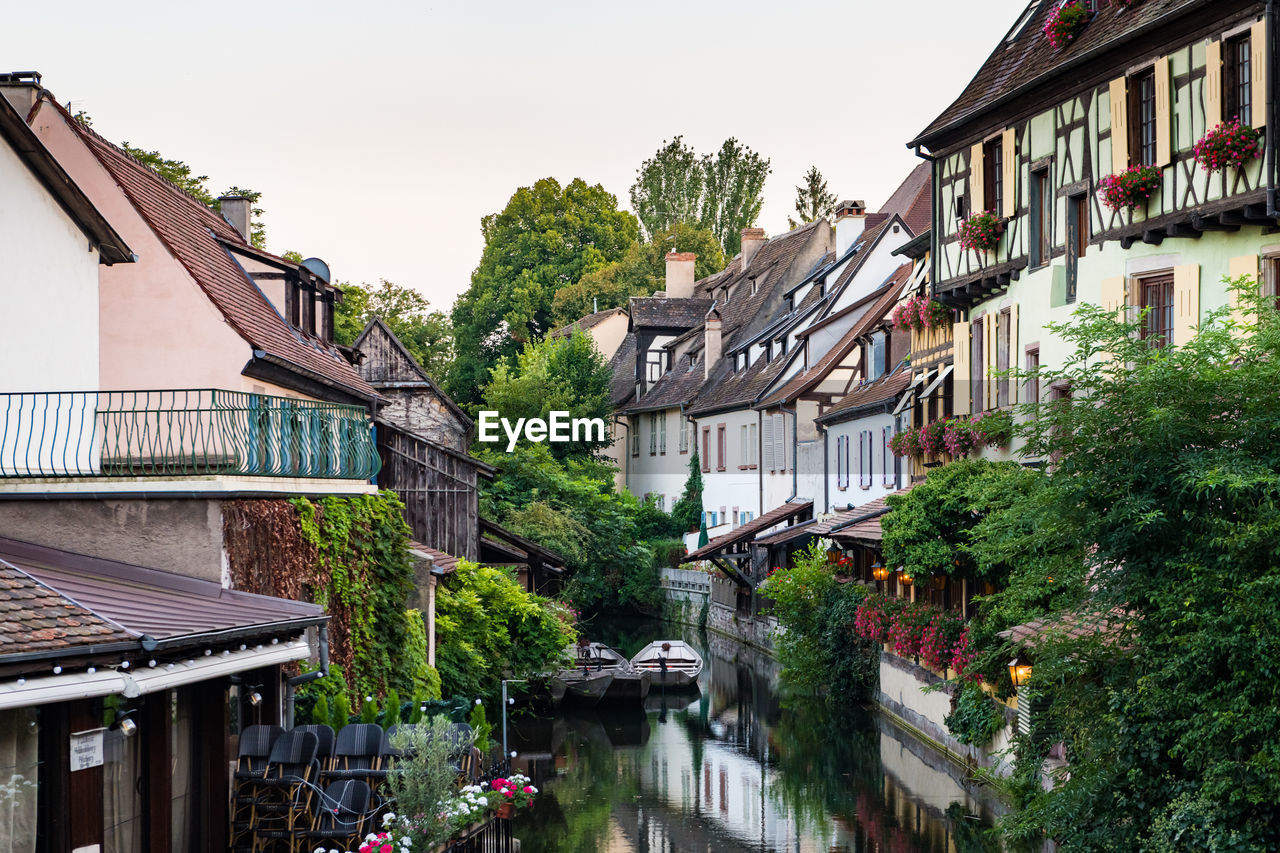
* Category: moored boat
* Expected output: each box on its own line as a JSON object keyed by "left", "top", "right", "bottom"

{"left": 630, "top": 640, "right": 703, "bottom": 688}
{"left": 555, "top": 669, "right": 614, "bottom": 707}
{"left": 571, "top": 642, "right": 651, "bottom": 704}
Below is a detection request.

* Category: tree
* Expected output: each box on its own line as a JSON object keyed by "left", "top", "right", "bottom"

{"left": 977, "top": 280, "right": 1280, "bottom": 850}
{"left": 479, "top": 328, "right": 612, "bottom": 461}
{"left": 789, "top": 166, "right": 837, "bottom": 228}
{"left": 629, "top": 137, "right": 771, "bottom": 257}
{"left": 551, "top": 223, "right": 725, "bottom": 325}
{"left": 448, "top": 178, "right": 638, "bottom": 408}
{"left": 333, "top": 279, "right": 454, "bottom": 381}
{"left": 670, "top": 452, "right": 704, "bottom": 533}
{"left": 120, "top": 143, "right": 268, "bottom": 248}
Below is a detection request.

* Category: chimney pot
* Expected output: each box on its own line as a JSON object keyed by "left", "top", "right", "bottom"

{"left": 835, "top": 200, "right": 868, "bottom": 256}
{"left": 704, "top": 309, "right": 723, "bottom": 378}
{"left": 0, "top": 71, "right": 43, "bottom": 119}
{"left": 218, "top": 194, "right": 252, "bottom": 242}
{"left": 664, "top": 251, "right": 696, "bottom": 299}
{"left": 740, "top": 228, "right": 766, "bottom": 269}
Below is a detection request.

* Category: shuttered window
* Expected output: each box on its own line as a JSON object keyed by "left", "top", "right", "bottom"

{"left": 679, "top": 418, "right": 689, "bottom": 454}
{"left": 701, "top": 428, "right": 710, "bottom": 472}
{"left": 997, "top": 309, "right": 1012, "bottom": 408}
{"left": 882, "top": 427, "right": 894, "bottom": 487}
{"left": 1141, "top": 274, "right": 1175, "bottom": 348}
{"left": 984, "top": 138, "right": 1002, "bottom": 214}
{"left": 859, "top": 430, "right": 872, "bottom": 489}
{"left": 716, "top": 425, "right": 726, "bottom": 471}
{"left": 632, "top": 418, "right": 640, "bottom": 457}
{"left": 1030, "top": 168, "right": 1051, "bottom": 268}
{"left": 971, "top": 316, "right": 985, "bottom": 413}
{"left": 1225, "top": 32, "right": 1253, "bottom": 126}
{"left": 1130, "top": 67, "right": 1158, "bottom": 166}
{"left": 659, "top": 413, "right": 667, "bottom": 454}
{"left": 836, "top": 435, "right": 849, "bottom": 491}
{"left": 649, "top": 413, "right": 658, "bottom": 455}
{"left": 762, "top": 417, "right": 775, "bottom": 471}
{"left": 774, "top": 413, "right": 787, "bottom": 473}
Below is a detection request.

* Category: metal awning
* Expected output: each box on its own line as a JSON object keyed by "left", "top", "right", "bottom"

{"left": 918, "top": 364, "right": 954, "bottom": 401}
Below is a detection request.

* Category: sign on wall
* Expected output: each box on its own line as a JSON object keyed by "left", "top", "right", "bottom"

{"left": 70, "top": 728, "right": 104, "bottom": 771}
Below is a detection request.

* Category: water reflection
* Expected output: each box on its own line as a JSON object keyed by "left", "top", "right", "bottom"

{"left": 509, "top": 620, "right": 1003, "bottom": 852}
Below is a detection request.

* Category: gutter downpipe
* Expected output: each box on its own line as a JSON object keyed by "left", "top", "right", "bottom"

{"left": 787, "top": 406, "right": 798, "bottom": 502}
{"left": 284, "top": 623, "right": 329, "bottom": 727}
{"left": 913, "top": 146, "right": 939, "bottom": 298}
{"left": 1268, "top": 0, "right": 1277, "bottom": 215}
{"left": 758, "top": 408, "right": 765, "bottom": 516}
{"left": 819, "top": 422, "right": 829, "bottom": 514}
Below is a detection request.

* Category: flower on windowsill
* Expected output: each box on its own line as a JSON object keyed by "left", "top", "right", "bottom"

{"left": 1193, "top": 119, "right": 1263, "bottom": 173}
{"left": 1096, "top": 165, "right": 1162, "bottom": 212}
{"left": 957, "top": 210, "right": 1003, "bottom": 253}
{"left": 1043, "top": 0, "right": 1091, "bottom": 50}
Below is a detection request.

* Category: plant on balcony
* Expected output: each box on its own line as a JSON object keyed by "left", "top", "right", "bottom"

{"left": 853, "top": 592, "right": 907, "bottom": 643}
{"left": 957, "top": 209, "right": 1003, "bottom": 252}
{"left": 1193, "top": 119, "right": 1263, "bottom": 173}
{"left": 918, "top": 419, "right": 950, "bottom": 455}
{"left": 1043, "top": 0, "right": 1091, "bottom": 50}
{"left": 972, "top": 409, "right": 1014, "bottom": 447}
{"left": 889, "top": 427, "right": 921, "bottom": 457}
{"left": 891, "top": 295, "right": 950, "bottom": 331}
{"left": 1096, "top": 164, "right": 1162, "bottom": 212}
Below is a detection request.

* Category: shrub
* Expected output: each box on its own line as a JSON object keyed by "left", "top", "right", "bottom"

{"left": 945, "top": 680, "right": 1006, "bottom": 746}
{"left": 1193, "top": 119, "right": 1263, "bottom": 172}
{"left": 958, "top": 209, "right": 1002, "bottom": 252}
{"left": 920, "top": 610, "right": 966, "bottom": 671}
{"left": 332, "top": 693, "right": 351, "bottom": 731}
{"left": 888, "top": 602, "right": 936, "bottom": 658}
{"left": 311, "top": 695, "right": 330, "bottom": 728}
{"left": 1043, "top": 0, "right": 1090, "bottom": 50}
{"left": 1096, "top": 165, "right": 1162, "bottom": 211}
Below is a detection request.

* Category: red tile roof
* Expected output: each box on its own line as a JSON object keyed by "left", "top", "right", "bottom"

{"left": 56, "top": 99, "right": 379, "bottom": 402}
{"left": 0, "top": 562, "right": 133, "bottom": 656}
{"left": 684, "top": 500, "right": 813, "bottom": 562}
{"left": 818, "top": 366, "right": 913, "bottom": 425}
{"left": 828, "top": 487, "right": 916, "bottom": 543}
{"left": 409, "top": 541, "right": 459, "bottom": 574}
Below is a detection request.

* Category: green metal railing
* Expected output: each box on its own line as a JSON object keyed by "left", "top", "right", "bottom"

{"left": 0, "top": 390, "right": 380, "bottom": 480}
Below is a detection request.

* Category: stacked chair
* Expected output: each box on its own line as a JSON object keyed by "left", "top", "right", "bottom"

{"left": 247, "top": 730, "right": 320, "bottom": 852}
{"left": 230, "top": 725, "right": 283, "bottom": 849}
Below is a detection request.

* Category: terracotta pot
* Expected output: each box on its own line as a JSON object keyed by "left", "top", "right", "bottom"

{"left": 497, "top": 802, "right": 514, "bottom": 820}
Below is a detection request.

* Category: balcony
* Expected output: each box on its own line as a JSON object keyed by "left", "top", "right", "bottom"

{"left": 0, "top": 390, "right": 380, "bottom": 487}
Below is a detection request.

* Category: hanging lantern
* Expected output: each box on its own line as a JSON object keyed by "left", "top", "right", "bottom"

{"left": 871, "top": 561, "right": 889, "bottom": 581}
{"left": 1008, "top": 653, "right": 1033, "bottom": 687}
{"left": 898, "top": 569, "right": 913, "bottom": 586}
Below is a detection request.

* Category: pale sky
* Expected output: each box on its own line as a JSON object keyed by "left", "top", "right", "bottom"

{"left": 4, "top": 0, "right": 1029, "bottom": 313}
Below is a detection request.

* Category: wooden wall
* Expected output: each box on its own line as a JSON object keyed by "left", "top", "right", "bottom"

{"left": 377, "top": 425, "right": 479, "bottom": 560}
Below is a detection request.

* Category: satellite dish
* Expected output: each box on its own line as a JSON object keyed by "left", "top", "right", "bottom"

{"left": 300, "top": 257, "right": 331, "bottom": 284}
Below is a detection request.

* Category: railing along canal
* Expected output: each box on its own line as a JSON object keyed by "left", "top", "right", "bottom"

{"left": 0, "top": 389, "right": 379, "bottom": 480}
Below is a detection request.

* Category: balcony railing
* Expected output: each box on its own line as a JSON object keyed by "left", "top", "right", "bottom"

{"left": 0, "top": 390, "right": 380, "bottom": 480}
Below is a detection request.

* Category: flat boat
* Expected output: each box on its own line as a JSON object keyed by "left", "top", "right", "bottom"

{"left": 630, "top": 640, "right": 703, "bottom": 688}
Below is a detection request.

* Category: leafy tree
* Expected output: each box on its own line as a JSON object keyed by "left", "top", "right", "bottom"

{"left": 789, "top": 165, "right": 837, "bottom": 228}
{"left": 981, "top": 279, "right": 1280, "bottom": 850}
{"left": 670, "top": 452, "right": 704, "bottom": 533}
{"left": 479, "top": 328, "right": 612, "bottom": 461}
{"left": 333, "top": 279, "right": 454, "bottom": 381}
{"left": 629, "top": 137, "right": 771, "bottom": 256}
{"left": 449, "top": 178, "right": 639, "bottom": 408}
{"left": 120, "top": 143, "right": 267, "bottom": 247}
{"left": 551, "top": 223, "right": 725, "bottom": 325}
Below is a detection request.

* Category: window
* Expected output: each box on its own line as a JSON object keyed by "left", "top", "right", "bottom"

{"left": 1262, "top": 256, "right": 1280, "bottom": 307}
{"left": 716, "top": 425, "right": 726, "bottom": 471}
{"left": 882, "top": 426, "right": 894, "bottom": 487}
{"left": 739, "top": 425, "right": 749, "bottom": 468}
{"left": 656, "top": 495, "right": 665, "bottom": 511}
{"left": 836, "top": 435, "right": 849, "bottom": 490}
{"left": 659, "top": 413, "right": 667, "bottom": 454}
{"left": 649, "top": 413, "right": 658, "bottom": 455}
{"left": 1031, "top": 169, "right": 1051, "bottom": 267}
{"left": 749, "top": 423, "right": 757, "bottom": 468}
{"left": 1225, "top": 32, "right": 1253, "bottom": 125}
{"left": 997, "top": 309, "right": 1011, "bottom": 408}
{"left": 1130, "top": 67, "right": 1158, "bottom": 165}
{"left": 1141, "top": 274, "right": 1175, "bottom": 348}
{"left": 859, "top": 430, "right": 872, "bottom": 489}
{"left": 1026, "top": 346, "right": 1041, "bottom": 411}
{"left": 679, "top": 417, "right": 689, "bottom": 454}
{"left": 1066, "top": 194, "right": 1088, "bottom": 303}
{"left": 869, "top": 332, "right": 887, "bottom": 382}
{"left": 701, "top": 427, "right": 710, "bottom": 471}
{"left": 631, "top": 418, "right": 640, "bottom": 457}
{"left": 732, "top": 506, "right": 739, "bottom": 528}
{"left": 971, "top": 315, "right": 986, "bottom": 412}
{"left": 774, "top": 413, "right": 788, "bottom": 472}
{"left": 983, "top": 138, "right": 1003, "bottom": 213}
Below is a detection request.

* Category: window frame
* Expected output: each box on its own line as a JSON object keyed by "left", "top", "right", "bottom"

{"left": 1140, "top": 272, "right": 1176, "bottom": 348}
{"left": 1030, "top": 168, "right": 1052, "bottom": 268}
{"left": 1066, "top": 193, "right": 1088, "bottom": 304}
{"left": 649, "top": 412, "right": 658, "bottom": 456}
{"left": 631, "top": 418, "right": 640, "bottom": 457}
{"left": 997, "top": 308, "right": 1012, "bottom": 409}
{"left": 1129, "top": 66, "right": 1158, "bottom": 166}
{"left": 716, "top": 424, "right": 727, "bottom": 472}
{"left": 971, "top": 313, "right": 986, "bottom": 413}
{"left": 983, "top": 138, "right": 1003, "bottom": 213}
{"left": 1224, "top": 31, "right": 1253, "bottom": 126}
{"left": 701, "top": 427, "right": 710, "bottom": 472}
{"left": 1025, "top": 344, "right": 1041, "bottom": 413}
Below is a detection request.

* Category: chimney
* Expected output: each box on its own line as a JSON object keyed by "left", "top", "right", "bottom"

{"left": 665, "top": 252, "right": 696, "bottom": 299}
{"left": 835, "top": 199, "right": 867, "bottom": 257}
{"left": 704, "top": 308, "right": 722, "bottom": 378}
{"left": 740, "top": 228, "right": 766, "bottom": 269}
{"left": 0, "top": 71, "right": 42, "bottom": 119}
{"left": 219, "top": 194, "right": 252, "bottom": 242}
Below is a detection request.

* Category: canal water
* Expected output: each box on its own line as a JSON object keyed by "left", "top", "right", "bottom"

{"left": 506, "top": 618, "right": 1006, "bottom": 853}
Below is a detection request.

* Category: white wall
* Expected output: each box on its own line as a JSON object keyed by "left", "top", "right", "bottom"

{"left": 829, "top": 223, "right": 913, "bottom": 311}
{"left": 825, "top": 410, "right": 905, "bottom": 512}
{"left": 625, "top": 407, "right": 693, "bottom": 511}
{"left": 693, "top": 408, "right": 761, "bottom": 530}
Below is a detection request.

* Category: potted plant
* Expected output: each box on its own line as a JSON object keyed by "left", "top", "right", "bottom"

{"left": 1043, "top": 0, "right": 1091, "bottom": 50}
{"left": 957, "top": 209, "right": 1003, "bottom": 253}
{"left": 1193, "top": 119, "right": 1263, "bottom": 173}
{"left": 1096, "top": 164, "right": 1162, "bottom": 212}
{"left": 490, "top": 773, "right": 538, "bottom": 818}
{"left": 889, "top": 426, "right": 921, "bottom": 457}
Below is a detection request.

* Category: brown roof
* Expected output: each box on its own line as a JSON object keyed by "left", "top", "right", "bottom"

{"left": 56, "top": 99, "right": 379, "bottom": 402}
{"left": 550, "top": 307, "right": 627, "bottom": 338}
{"left": 685, "top": 500, "right": 813, "bottom": 561}
{"left": 828, "top": 487, "right": 916, "bottom": 543}
{"left": 874, "top": 162, "right": 932, "bottom": 236}
{"left": 0, "top": 537, "right": 325, "bottom": 655}
{"left": 0, "top": 562, "right": 133, "bottom": 656}
{"left": 818, "top": 365, "right": 913, "bottom": 424}
{"left": 758, "top": 265, "right": 912, "bottom": 408}
{"left": 623, "top": 355, "right": 705, "bottom": 414}
{"left": 752, "top": 519, "right": 820, "bottom": 547}
{"left": 911, "top": 0, "right": 1204, "bottom": 149}
{"left": 629, "top": 297, "right": 714, "bottom": 330}
{"left": 608, "top": 333, "right": 637, "bottom": 407}
{"left": 410, "top": 541, "right": 459, "bottom": 574}
{"left": 479, "top": 518, "right": 567, "bottom": 567}
{"left": 0, "top": 86, "right": 133, "bottom": 265}
{"left": 998, "top": 609, "right": 1129, "bottom": 649}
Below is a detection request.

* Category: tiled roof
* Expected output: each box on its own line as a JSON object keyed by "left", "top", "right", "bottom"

{"left": 0, "top": 536, "right": 325, "bottom": 654}
{"left": 874, "top": 162, "right": 932, "bottom": 236}
{"left": 685, "top": 348, "right": 790, "bottom": 417}
{"left": 59, "top": 100, "right": 379, "bottom": 402}
{"left": 410, "top": 541, "right": 459, "bottom": 574}
{"left": 818, "top": 364, "right": 913, "bottom": 424}
{"left": 828, "top": 487, "right": 916, "bottom": 543}
{"left": 623, "top": 356, "right": 705, "bottom": 414}
{"left": 998, "top": 609, "right": 1129, "bottom": 649}
{"left": 758, "top": 265, "right": 912, "bottom": 408}
{"left": 551, "top": 307, "right": 627, "bottom": 338}
{"left": 0, "top": 562, "right": 133, "bottom": 656}
{"left": 629, "top": 297, "right": 714, "bottom": 330}
{"left": 911, "top": 0, "right": 1203, "bottom": 148}
{"left": 608, "top": 333, "right": 637, "bottom": 407}
{"left": 685, "top": 500, "right": 814, "bottom": 562}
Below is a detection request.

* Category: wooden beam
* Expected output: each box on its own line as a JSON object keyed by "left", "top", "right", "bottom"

{"left": 1165, "top": 222, "right": 1202, "bottom": 239}
{"left": 1191, "top": 213, "right": 1238, "bottom": 232}
{"left": 1141, "top": 228, "right": 1167, "bottom": 245}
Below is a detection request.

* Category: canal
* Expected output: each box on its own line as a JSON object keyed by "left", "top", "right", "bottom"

{"left": 506, "top": 618, "right": 1006, "bottom": 852}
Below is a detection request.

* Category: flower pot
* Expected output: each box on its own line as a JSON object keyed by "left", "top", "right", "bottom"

{"left": 497, "top": 802, "right": 514, "bottom": 819}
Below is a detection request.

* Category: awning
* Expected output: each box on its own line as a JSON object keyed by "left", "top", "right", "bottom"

{"left": 684, "top": 500, "right": 813, "bottom": 562}
{"left": 752, "top": 519, "right": 820, "bottom": 547}
{"left": 918, "top": 363, "right": 954, "bottom": 401}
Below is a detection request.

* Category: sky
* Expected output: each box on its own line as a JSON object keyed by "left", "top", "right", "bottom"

{"left": 4, "top": 0, "right": 1031, "bottom": 313}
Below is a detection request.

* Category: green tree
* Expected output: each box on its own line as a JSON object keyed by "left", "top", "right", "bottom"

{"left": 551, "top": 223, "right": 726, "bottom": 326}
{"left": 670, "top": 452, "right": 704, "bottom": 533}
{"left": 981, "top": 279, "right": 1280, "bottom": 850}
{"left": 479, "top": 328, "right": 612, "bottom": 461}
{"left": 449, "top": 178, "right": 639, "bottom": 408}
{"left": 789, "top": 165, "right": 837, "bottom": 228}
{"left": 629, "top": 137, "right": 771, "bottom": 257}
{"left": 333, "top": 279, "right": 454, "bottom": 381}
{"left": 120, "top": 144, "right": 267, "bottom": 248}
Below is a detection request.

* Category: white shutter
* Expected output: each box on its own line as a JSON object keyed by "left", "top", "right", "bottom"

{"left": 774, "top": 413, "right": 786, "bottom": 472}
{"left": 1109, "top": 77, "right": 1129, "bottom": 173}
{"left": 763, "top": 416, "right": 775, "bottom": 471}
{"left": 1206, "top": 40, "right": 1223, "bottom": 130}
{"left": 1253, "top": 21, "right": 1268, "bottom": 129}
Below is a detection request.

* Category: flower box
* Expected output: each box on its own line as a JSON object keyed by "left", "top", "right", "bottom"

{"left": 891, "top": 295, "right": 951, "bottom": 332}
{"left": 1096, "top": 165, "right": 1162, "bottom": 212}
{"left": 957, "top": 210, "right": 1003, "bottom": 253}
{"left": 1193, "top": 119, "right": 1263, "bottom": 173}
{"left": 1043, "top": 0, "right": 1091, "bottom": 50}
